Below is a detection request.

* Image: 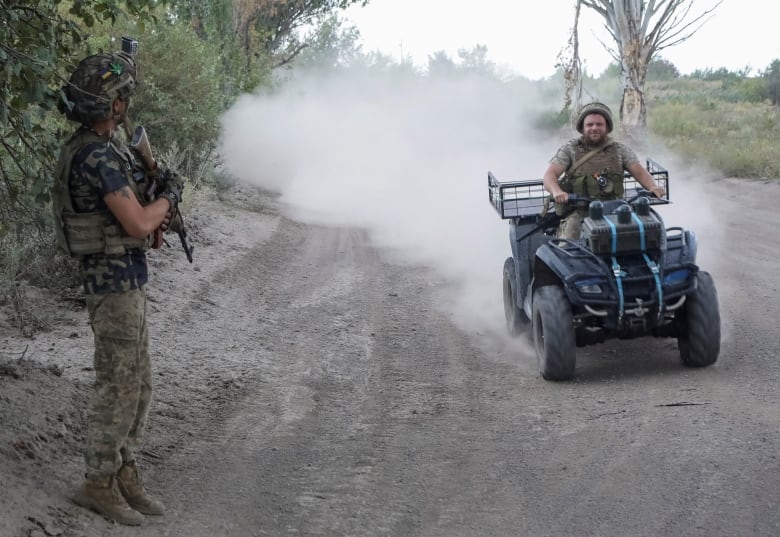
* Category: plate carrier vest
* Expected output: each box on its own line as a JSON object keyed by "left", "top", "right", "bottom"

{"left": 52, "top": 129, "right": 152, "bottom": 257}
{"left": 555, "top": 140, "right": 625, "bottom": 216}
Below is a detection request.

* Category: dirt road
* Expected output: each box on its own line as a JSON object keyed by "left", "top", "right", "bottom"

{"left": 1, "top": 180, "right": 778, "bottom": 537}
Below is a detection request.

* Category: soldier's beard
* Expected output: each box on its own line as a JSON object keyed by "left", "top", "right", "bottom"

{"left": 584, "top": 132, "right": 608, "bottom": 147}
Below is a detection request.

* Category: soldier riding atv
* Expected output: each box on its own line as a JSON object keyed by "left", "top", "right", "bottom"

{"left": 488, "top": 163, "right": 721, "bottom": 381}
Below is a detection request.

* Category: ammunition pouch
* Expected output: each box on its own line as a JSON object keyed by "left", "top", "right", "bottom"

{"left": 566, "top": 173, "right": 624, "bottom": 198}
{"left": 582, "top": 172, "right": 624, "bottom": 199}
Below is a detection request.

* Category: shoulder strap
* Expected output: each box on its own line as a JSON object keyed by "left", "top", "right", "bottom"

{"left": 544, "top": 140, "right": 617, "bottom": 218}
{"left": 568, "top": 140, "right": 615, "bottom": 176}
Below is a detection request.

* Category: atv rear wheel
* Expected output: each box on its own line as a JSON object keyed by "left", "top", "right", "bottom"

{"left": 678, "top": 271, "right": 720, "bottom": 367}
{"left": 503, "top": 258, "right": 529, "bottom": 336}
{"left": 532, "top": 285, "right": 576, "bottom": 381}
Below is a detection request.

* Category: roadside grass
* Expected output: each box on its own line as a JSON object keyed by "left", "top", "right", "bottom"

{"left": 649, "top": 98, "right": 780, "bottom": 178}
{"left": 0, "top": 234, "right": 81, "bottom": 335}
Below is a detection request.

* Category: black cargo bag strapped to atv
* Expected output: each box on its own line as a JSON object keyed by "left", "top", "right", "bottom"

{"left": 488, "top": 160, "right": 720, "bottom": 381}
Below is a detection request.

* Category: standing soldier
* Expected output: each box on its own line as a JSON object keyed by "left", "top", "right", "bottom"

{"left": 53, "top": 42, "right": 181, "bottom": 525}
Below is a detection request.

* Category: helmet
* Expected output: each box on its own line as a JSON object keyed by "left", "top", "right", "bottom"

{"left": 58, "top": 52, "right": 138, "bottom": 124}
{"left": 575, "top": 102, "right": 613, "bottom": 134}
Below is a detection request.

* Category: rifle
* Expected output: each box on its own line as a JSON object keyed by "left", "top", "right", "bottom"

{"left": 516, "top": 193, "right": 604, "bottom": 243}
{"left": 516, "top": 212, "right": 562, "bottom": 242}
{"left": 129, "top": 125, "right": 194, "bottom": 263}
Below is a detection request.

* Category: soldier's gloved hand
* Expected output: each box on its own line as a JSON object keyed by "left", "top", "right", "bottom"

{"left": 159, "top": 183, "right": 180, "bottom": 212}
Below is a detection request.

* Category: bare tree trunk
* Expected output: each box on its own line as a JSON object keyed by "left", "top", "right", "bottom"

{"left": 609, "top": 1, "right": 648, "bottom": 141}
{"left": 769, "top": 60, "right": 780, "bottom": 106}
{"left": 560, "top": 1, "right": 584, "bottom": 114}
{"left": 618, "top": 37, "right": 648, "bottom": 143}
{"left": 619, "top": 86, "right": 645, "bottom": 144}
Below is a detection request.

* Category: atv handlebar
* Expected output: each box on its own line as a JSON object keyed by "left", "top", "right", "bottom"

{"left": 565, "top": 189, "right": 670, "bottom": 207}
{"left": 626, "top": 189, "right": 670, "bottom": 205}
{"left": 562, "top": 194, "right": 592, "bottom": 209}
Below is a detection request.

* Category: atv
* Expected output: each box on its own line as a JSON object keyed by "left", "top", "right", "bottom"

{"left": 488, "top": 161, "right": 720, "bottom": 380}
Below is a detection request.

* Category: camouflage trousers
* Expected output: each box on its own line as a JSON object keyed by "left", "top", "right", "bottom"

{"left": 555, "top": 211, "right": 587, "bottom": 240}
{"left": 84, "top": 287, "right": 151, "bottom": 478}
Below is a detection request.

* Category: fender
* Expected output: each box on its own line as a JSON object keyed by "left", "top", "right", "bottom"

{"left": 663, "top": 227, "right": 698, "bottom": 266}
{"left": 533, "top": 242, "right": 606, "bottom": 289}
{"left": 685, "top": 230, "right": 698, "bottom": 264}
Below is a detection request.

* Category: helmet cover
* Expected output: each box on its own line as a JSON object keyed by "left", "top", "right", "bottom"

{"left": 576, "top": 102, "right": 613, "bottom": 134}
{"left": 58, "top": 52, "right": 138, "bottom": 124}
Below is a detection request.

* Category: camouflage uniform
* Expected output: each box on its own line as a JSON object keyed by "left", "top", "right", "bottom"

{"left": 549, "top": 138, "right": 640, "bottom": 240}
{"left": 66, "top": 128, "right": 153, "bottom": 478}
{"left": 57, "top": 47, "right": 167, "bottom": 525}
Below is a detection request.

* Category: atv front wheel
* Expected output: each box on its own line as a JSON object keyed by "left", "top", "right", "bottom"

{"left": 532, "top": 285, "right": 576, "bottom": 381}
{"left": 678, "top": 271, "right": 720, "bottom": 367}
{"left": 503, "top": 258, "right": 529, "bottom": 336}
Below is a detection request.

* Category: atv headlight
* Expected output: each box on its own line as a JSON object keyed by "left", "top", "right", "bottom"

{"left": 575, "top": 278, "right": 605, "bottom": 294}
{"left": 663, "top": 269, "right": 691, "bottom": 287}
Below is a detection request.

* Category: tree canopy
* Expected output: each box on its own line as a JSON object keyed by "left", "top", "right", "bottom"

{"left": 0, "top": 0, "right": 162, "bottom": 236}
{"left": 0, "top": 0, "right": 366, "bottom": 259}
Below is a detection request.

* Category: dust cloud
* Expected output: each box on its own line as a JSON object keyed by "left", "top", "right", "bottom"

{"left": 218, "top": 67, "right": 728, "bottom": 344}
{"left": 645, "top": 154, "right": 732, "bottom": 342}
{"left": 219, "top": 68, "right": 558, "bottom": 337}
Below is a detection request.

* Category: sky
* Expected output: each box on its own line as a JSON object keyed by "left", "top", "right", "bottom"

{"left": 342, "top": 0, "right": 780, "bottom": 79}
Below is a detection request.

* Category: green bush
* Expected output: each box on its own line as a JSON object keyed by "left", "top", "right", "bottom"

{"left": 84, "top": 14, "right": 232, "bottom": 183}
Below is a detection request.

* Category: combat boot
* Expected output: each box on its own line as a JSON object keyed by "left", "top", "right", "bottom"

{"left": 73, "top": 474, "right": 144, "bottom": 526}
{"left": 117, "top": 461, "right": 165, "bottom": 516}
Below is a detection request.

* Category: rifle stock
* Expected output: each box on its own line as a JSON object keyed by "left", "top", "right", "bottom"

{"left": 130, "top": 126, "right": 157, "bottom": 172}
{"left": 517, "top": 213, "right": 562, "bottom": 242}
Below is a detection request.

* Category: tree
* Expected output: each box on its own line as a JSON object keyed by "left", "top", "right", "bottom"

{"left": 291, "top": 13, "right": 363, "bottom": 70}
{"left": 647, "top": 56, "right": 680, "bottom": 80}
{"left": 180, "top": 0, "right": 368, "bottom": 73}
{"left": 557, "top": 0, "right": 584, "bottom": 113}
{"left": 0, "top": 0, "right": 160, "bottom": 240}
{"left": 767, "top": 59, "right": 780, "bottom": 106}
{"left": 427, "top": 51, "right": 458, "bottom": 78}
{"left": 576, "top": 0, "right": 723, "bottom": 141}
{"left": 457, "top": 45, "right": 497, "bottom": 76}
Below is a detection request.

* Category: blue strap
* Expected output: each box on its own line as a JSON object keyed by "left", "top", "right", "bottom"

{"left": 642, "top": 253, "right": 663, "bottom": 319}
{"left": 630, "top": 212, "right": 647, "bottom": 251}
{"left": 611, "top": 256, "right": 625, "bottom": 319}
{"left": 605, "top": 216, "right": 624, "bottom": 317}
{"left": 632, "top": 212, "right": 663, "bottom": 318}
{"left": 604, "top": 215, "right": 618, "bottom": 253}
